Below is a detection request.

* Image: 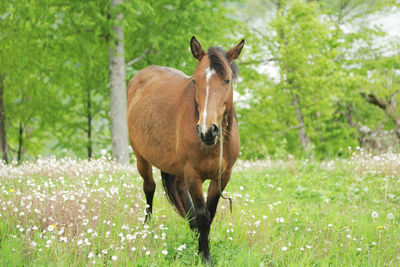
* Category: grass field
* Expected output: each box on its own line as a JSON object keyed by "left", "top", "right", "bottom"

{"left": 0, "top": 151, "right": 399, "bottom": 266}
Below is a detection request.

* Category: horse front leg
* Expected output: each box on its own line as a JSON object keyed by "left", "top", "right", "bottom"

{"left": 206, "top": 169, "right": 232, "bottom": 223}
{"left": 187, "top": 176, "right": 212, "bottom": 265}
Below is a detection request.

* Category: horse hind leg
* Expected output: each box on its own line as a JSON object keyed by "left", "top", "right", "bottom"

{"left": 161, "top": 172, "right": 187, "bottom": 218}
{"left": 136, "top": 155, "right": 155, "bottom": 222}
{"left": 175, "top": 177, "right": 197, "bottom": 230}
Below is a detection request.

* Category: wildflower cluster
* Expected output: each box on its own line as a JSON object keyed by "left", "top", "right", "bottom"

{"left": 0, "top": 154, "right": 399, "bottom": 265}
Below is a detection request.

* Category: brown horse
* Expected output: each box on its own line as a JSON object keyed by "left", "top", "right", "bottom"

{"left": 127, "top": 36, "right": 244, "bottom": 264}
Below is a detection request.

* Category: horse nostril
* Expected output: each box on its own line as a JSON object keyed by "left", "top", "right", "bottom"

{"left": 211, "top": 124, "right": 219, "bottom": 138}
{"left": 197, "top": 124, "right": 219, "bottom": 145}
{"left": 196, "top": 124, "right": 201, "bottom": 137}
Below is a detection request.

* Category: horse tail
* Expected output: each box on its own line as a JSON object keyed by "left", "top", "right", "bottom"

{"left": 161, "top": 171, "right": 187, "bottom": 218}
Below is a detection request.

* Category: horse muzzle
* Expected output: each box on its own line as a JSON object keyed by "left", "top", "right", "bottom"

{"left": 196, "top": 124, "right": 219, "bottom": 146}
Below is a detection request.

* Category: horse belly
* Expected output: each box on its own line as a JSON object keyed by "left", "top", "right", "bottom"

{"left": 128, "top": 83, "right": 182, "bottom": 174}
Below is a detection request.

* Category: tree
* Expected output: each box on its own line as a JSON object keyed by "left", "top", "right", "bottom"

{"left": 109, "top": 0, "right": 129, "bottom": 164}
{"left": 235, "top": 0, "right": 400, "bottom": 159}
{"left": 239, "top": 0, "right": 341, "bottom": 158}
{"left": 359, "top": 56, "right": 400, "bottom": 143}
{"left": 324, "top": 0, "right": 400, "bottom": 151}
{"left": 1, "top": 0, "right": 244, "bottom": 162}
{"left": 0, "top": 0, "right": 63, "bottom": 162}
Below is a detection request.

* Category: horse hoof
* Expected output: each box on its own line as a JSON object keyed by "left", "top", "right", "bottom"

{"left": 202, "top": 255, "right": 212, "bottom": 266}
{"left": 144, "top": 214, "right": 152, "bottom": 223}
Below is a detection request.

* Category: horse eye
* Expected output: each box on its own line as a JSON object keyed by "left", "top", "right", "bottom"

{"left": 224, "top": 79, "right": 230, "bottom": 84}
{"left": 192, "top": 79, "right": 197, "bottom": 86}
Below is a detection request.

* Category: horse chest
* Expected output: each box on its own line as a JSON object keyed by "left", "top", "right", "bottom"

{"left": 183, "top": 152, "right": 223, "bottom": 180}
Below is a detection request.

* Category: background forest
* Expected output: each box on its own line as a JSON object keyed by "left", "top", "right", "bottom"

{"left": 1, "top": 0, "right": 400, "bottom": 163}
{"left": 2, "top": 1, "right": 400, "bottom": 266}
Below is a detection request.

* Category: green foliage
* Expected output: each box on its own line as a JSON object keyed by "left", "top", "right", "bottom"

{"left": 236, "top": 0, "right": 400, "bottom": 159}
{"left": 1, "top": 0, "right": 244, "bottom": 161}
{"left": 124, "top": 0, "right": 245, "bottom": 76}
{"left": 0, "top": 0, "right": 63, "bottom": 160}
{"left": 1, "top": 0, "right": 400, "bottom": 160}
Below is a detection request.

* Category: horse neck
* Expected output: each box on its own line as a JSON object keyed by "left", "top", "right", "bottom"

{"left": 180, "top": 80, "right": 199, "bottom": 128}
{"left": 222, "top": 105, "right": 236, "bottom": 139}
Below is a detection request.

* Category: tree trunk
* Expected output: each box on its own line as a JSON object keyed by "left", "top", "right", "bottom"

{"left": 108, "top": 0, "right": 129, "bottom": 164}
{"left": 17, "top": 122, "right": 23, "bottom": 163}
{"left": 395, "top": 120, "right": 400, "bottom": 141}
{"left": 0, "top": 72, "right": 8, "bottom": 163}
{"left": 292, "top": 92, "right": 313, "bottom": 153}
{"left": 387, "top": 94, "right": 400, "bottom": 141}
{"left": 340, "top": 102, "right": 373, "bottom": 146}
{"left": 276, "top": 0, "right": 313, "bottom": 156}
{"left": 361, "top": 91, "right": 400, "bottom": 143}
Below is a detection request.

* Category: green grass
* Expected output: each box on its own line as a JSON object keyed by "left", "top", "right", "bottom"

{"left": 0, "top": 154, "right": 399, "bottom": 266}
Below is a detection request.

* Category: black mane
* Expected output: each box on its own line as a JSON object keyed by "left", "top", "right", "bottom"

{"left": 208, "top": 46, "right": 239, "bottom": 80}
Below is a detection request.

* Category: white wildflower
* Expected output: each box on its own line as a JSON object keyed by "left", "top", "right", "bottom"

{"left": 177, "top": 244, "right": 186, "bottom": 251}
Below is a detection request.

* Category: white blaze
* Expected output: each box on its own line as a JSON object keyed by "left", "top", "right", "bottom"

{"left": 202, "top": 67, "right": 215, "bottom": 133}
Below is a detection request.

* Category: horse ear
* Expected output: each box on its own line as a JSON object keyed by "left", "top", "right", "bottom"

{"left": 190, "top": 36, "right": 205, "bottom": 60}
{"left": 226, "top": 39, "right": 245, "bottom": 63}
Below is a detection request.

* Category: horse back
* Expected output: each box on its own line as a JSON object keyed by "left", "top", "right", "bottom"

{"left": 128, "top": 65, "right": 189, "bottom": 99}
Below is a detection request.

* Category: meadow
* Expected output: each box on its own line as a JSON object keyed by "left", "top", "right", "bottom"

{"left": 0, "top": 151, "right": 399, "bottom": 266}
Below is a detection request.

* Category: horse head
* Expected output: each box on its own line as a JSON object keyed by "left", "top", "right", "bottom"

{"left": 190, "top": 36, "right": 244, "bottom": 146}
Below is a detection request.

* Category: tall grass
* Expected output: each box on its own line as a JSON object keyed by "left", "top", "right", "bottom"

{"left": 0, "top": 153, "right": 399, "bottom": 266}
